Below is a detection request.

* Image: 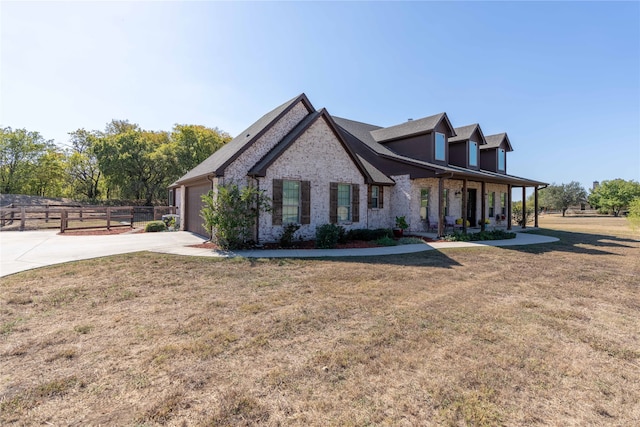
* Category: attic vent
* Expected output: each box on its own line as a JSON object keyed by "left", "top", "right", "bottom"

{"left": 407, "top": 118, "right": 413, "bottom": 121}
{"left": 246, "top": 134, "right": 250, "bottom": 137}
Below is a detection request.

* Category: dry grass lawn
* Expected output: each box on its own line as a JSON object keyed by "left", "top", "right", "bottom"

{"left": 1, "top": 215, "right": 639, "bottom": 425}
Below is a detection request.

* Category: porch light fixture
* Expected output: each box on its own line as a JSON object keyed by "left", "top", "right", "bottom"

{"left": 454, "top": 191, "right": 462, "bottom": 196}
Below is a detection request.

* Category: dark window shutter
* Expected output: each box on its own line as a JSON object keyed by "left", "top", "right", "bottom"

{"left": 352, "top": 184, "right": 360, "bottom": 222}
{"left": 272, "top": 179, "right": 283, "bottom": 225}
{"left": 300, "top": 181, "right": 311, "bottom": 225}
{"left": 329, "top": 182, "right": 338, "bottom": 224}
{"left": 367, "top": 185, "right": 372, "bottom": 209}
{"left": 379, "top": 186, "right": 384, "bottom": 209}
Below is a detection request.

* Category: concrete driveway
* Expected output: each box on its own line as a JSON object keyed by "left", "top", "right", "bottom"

{"left": 0, "top": 230, "right": 206, "bottom": 277}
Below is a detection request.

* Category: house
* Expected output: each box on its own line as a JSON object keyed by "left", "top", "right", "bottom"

{"left": 169, "top": 94, "right": 546, "bottom": 240}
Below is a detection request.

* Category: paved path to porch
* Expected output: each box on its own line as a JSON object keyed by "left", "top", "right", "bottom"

{"left": 153, "top": 230, "right": 558, "bottom": 259}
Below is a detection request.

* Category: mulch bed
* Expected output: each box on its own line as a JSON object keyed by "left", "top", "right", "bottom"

{"left": 189, "top": 235, "right": 436, "bottom": 251}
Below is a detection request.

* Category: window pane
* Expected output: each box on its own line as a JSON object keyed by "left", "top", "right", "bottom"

{"left": 469, "top": 141, "right": 477, "bottom": 166}
{"left": 282, "top": 180, "right": 300, "bottom": 223}
{"left": 435, "top": 133, "right": 446, "bottom": 161}
{"left": 498, "top": 149, "right": 505, "bottom": 170}
{"left": 371, "top": 185, "right": 379, "bottom": 208}
{"left": 420, "top": 189, "right": 429, "bottom": 220}
{"left": 338, "top": 184, "right": 351, "bottom": 222}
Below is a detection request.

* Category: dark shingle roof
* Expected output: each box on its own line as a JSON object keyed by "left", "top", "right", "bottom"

{"left": 249, "top": 110, "right": 394, "bottom": 185}
{"left": 483, "top": 133, "right": 513, "bottom": 151}
{"left": 174, "top": 94, "right": 313, "bottom": 184}
{"left": 369, "top": 113, "right": 455, "bottom": 143}
{"left": 449, "top": 123, "right": 486, "bottom": 144}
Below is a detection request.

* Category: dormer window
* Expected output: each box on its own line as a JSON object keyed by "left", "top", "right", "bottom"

{"left": 435, "top": 132, "right": 446, "bottom": 161}
{"left": 469, "top": 141, "right": 478, "bottom": 167}
{"left": 498, "top": 148, "right": 506, "bottom": 171}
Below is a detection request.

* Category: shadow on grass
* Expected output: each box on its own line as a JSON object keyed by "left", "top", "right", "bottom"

{"left": 501, "top": 228, "right": 639, "bottom": 256}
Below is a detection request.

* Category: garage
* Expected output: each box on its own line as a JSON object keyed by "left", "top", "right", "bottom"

{"left": 185, "top": 181, "right": 212, "bottom": 237}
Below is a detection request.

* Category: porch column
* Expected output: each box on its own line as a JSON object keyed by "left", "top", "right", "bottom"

{"left": 522, "top": 187, "right": 527, "bottom": 229}
{"left": 438, "top": 177, "right": 445, "bottom": 237}
{"left": 480, "top": 181, "right": 486, "bottom": 231}
{"left": 534, "top": 186, "right": 539, "bottom": 228}
{"left": 507, "top": 185, "right": 512, "bottom": 230}
{"left": 462, "top": 179, "right": 468, "bottom": 233}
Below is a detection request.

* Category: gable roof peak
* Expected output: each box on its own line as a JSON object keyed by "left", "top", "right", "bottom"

{"left": 449, "top": 123, "right": 487, "bottom": 144}
{"left": 370, "top": 112, "right": 456, "bottom": 143}
{"left": 483, "top": 132, "right": 513, "bottom": 151}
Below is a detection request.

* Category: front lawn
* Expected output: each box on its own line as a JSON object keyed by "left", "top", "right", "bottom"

{"left": 1, "top": 216, "right": 638, "bottom": 425}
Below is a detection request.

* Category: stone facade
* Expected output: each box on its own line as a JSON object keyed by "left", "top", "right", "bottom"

{"left": 258, "top": 117, "right": 366, "bottom": 241}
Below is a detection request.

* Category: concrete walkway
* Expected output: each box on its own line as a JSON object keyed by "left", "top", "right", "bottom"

{"left": 1, "top": 230, "right": 558, "bottom": 277}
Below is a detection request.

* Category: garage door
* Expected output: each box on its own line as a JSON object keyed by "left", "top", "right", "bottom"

{"left": 186, "top": 181, "right": 212, "bottom": 237}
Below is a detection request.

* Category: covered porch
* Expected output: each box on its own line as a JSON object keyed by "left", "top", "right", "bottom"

{"left": 431, "top": 172, "right": 547, "bottom": 237}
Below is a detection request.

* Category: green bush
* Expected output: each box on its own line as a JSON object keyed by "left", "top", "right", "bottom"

{"left": 315, "top": 224, "right": 344, "bottom": 249}
{"left": 280, "top": 223, "right": 301, "bottom": 248}
{"left": 443, "top": 229, "right": 516, "bottom": 242}
{"left": 346, "top": 228, "right": 392, "bottom": 241}
{"left": 145, "top": 221, "right": 166, "bottom": 232}
{"left": 397, "top": 237, "right": 425, "bottom": 245}
{"left": 375, "top": 236, "right": 398, "bottom": 246}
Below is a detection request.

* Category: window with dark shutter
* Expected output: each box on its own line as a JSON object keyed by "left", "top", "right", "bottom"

{"left": 329, "top": 182, "right": 338, "bottom": 224}
{"left": 272, "top": 179, "right": 283, "bottom": 225}
{"left": 352, "top": 184, "right": 359, "bottom": 222}
{"left": 300, "top": 181, "right": 311, "bottom": 224}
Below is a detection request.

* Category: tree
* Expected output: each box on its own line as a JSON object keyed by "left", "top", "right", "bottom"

{"left": 94, "top": 121, "right": 175, "bottom": 204}
{"left": 627, "top": 197, "right": 640, "bottom": 231}
{"left": 200, "top": 183, "right": 271, "bottom": 249}
{"left": 0, "top": 127, "right": 53, "bottom": 194}
{"left": 539, "top": 181, "right": 587, "bottom": 216}
{"left": 171, "top": 124, "right": 231, "bottom": 175}
{"left": 588, "top": 179, "right": 640, "bottom": 217}
{"left": 26, "top": 148, "right": 66, "bottom": 197}
{"left": 66, "top": 129, "right": 103, "bottom": 200}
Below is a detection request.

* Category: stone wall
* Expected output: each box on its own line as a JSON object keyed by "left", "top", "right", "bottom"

{"left": 258, "top": 116, "right": 366, "bottom": 242}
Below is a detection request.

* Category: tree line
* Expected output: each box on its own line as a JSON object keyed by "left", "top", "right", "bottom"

{"left": 0, "top": 121, "right": 231, "bottom": 205}
{"left": 537, "top": 179, "right": 640, "bottom": 217}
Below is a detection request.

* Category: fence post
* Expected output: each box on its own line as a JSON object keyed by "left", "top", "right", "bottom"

{"left": 20, "top": 207, "right": 26, "bottom": 231}
{"left": 45, "top": 204, "right": 50, "bottom": 223}
{"left": 131, "top": 207, "right": 134, "bottom": 229}
{"left": 107, "top": 207, "right": 111, "bottom": 230}
{"left": 60, "top": 210, "right": 67, "bottom": 233}
{"left": 79, "top": 206, "right": 83, "bottom": 222}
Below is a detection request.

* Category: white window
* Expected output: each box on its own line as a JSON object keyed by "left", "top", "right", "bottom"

{"left": 435, "top": 132, "right": 446, "bottom": 161}
{"left": 282, "top": 180, "right": 300, "bottom": 224}
{"left": 370, "top": 185, "right": 380, "bottom": 209}
{"left": 469, "top": 141, "right": 478, "bottom": 167}
{"left": 337, "top": 184, "right": 351, "bottom": 222}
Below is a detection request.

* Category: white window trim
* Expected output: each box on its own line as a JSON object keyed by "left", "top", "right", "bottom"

{"left": 337, "top": 183, "right": 352, "bottom": 223}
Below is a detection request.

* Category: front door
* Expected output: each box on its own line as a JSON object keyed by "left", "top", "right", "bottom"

{"left": 467, "top": 189, "right": 477, "bottom": 226}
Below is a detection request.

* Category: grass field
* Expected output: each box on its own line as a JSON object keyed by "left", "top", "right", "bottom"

{"left": 1, "top": 215, "right": 638, "bottom": 425}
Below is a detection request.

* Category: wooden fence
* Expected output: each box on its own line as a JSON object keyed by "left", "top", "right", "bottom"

{"left": 0, "top": 205, "right": 176, "bottom": 233}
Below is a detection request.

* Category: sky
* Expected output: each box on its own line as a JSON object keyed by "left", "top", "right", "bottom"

{"left": 1, "top": 1, "right": 639, "bottom": 199}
